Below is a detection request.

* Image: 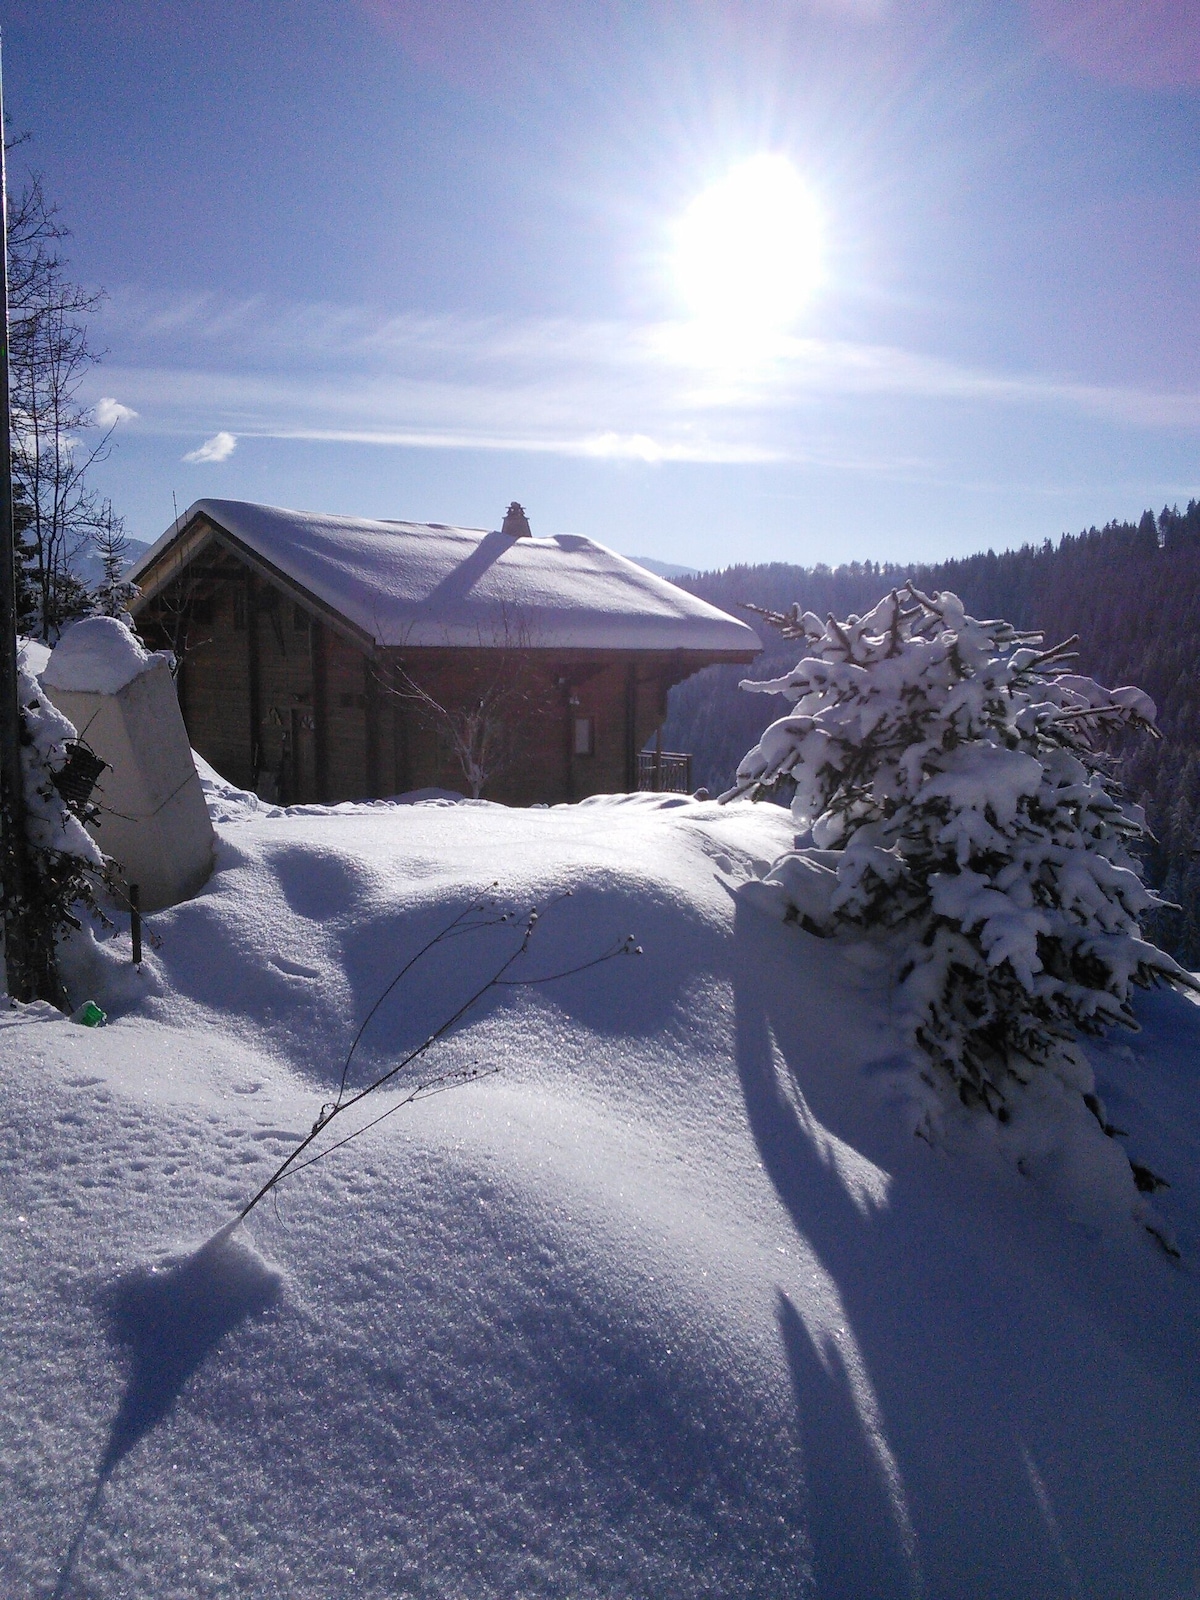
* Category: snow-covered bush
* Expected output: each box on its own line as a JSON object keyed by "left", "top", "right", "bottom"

{"left": 723, "top": 585, "right": 1197, "bottom": 1138}
{"left": 8, "top": 641, "right": 107, "bottom": 1001}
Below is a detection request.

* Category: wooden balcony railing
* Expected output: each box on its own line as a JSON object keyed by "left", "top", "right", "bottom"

{"left": 637, "top": 749, "right": 692, "bottom": 794}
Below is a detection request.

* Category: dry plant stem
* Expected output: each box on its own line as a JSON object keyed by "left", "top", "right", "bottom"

{"left": 262, "top": 1065, "right": 502, "bottom": 1188}
{"left": 236, "top": 893, "right": 639, "bottom": 1222}
{"left": 332, "top": 893, "right": 508, "bottom": 1109}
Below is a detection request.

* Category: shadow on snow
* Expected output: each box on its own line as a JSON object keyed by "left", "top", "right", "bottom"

{"left": 52, "top": 1227, "right": 280, "bottom": 1599}
{"left": 731, "top": 899, "right": 1200, "bottom": 1600}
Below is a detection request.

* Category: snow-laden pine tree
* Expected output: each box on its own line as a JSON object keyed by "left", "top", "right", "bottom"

{"left": 723, "top": 584, "right": 1197, "bottom": 1141}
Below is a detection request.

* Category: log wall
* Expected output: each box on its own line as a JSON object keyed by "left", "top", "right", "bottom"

{"left": 143, "top": 550, "right": 714, "bottom": 806}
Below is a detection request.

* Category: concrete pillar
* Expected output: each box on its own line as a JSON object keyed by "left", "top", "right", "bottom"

{"left": 43, "top": 622, "right": 214, "bottom": 913}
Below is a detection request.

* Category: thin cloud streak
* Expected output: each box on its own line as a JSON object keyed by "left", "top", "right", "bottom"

{"left": 250, "top": 426, "right": 782, "bottom": 465}
{"left": 96, "top": 290, "right": 1200, "bottom": 474}
{"left": 94, "top": 363, "right": 937, "bottom": 476}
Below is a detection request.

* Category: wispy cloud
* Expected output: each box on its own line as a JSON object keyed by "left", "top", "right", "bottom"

{"left": 93, "top": 396, "right": 138, "bottom": 427}
{"left": 809, "top": 0, "right": 890, "bottom": 17}
{"left": 260, "top": 425, "right": 782, "bottom": 465}
{"left": 96, "top": 288, "right": 1200, "bottom": 475}
{"left": 183, "top": 430, "right": 237, "bottom": 464}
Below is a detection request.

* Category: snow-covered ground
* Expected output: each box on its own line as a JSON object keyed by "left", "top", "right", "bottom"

{"left": 2, "top": 775, "right": 1198, "bottom": 1598}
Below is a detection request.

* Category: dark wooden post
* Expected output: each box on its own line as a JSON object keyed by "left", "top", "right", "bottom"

{"left": 0, "top": 36, "right": 38, "bottom": 1002}
{"left": 623, "top": 662, "right": 637, "bottom": 792}
{"left": 174, "top": 642, "right": 187, "bottom": 724}
{"left": 246, "top": 572, "right": 261, "bottom": 790}
{"left": 391, "top": 655, "right": 410, "bottom": 793}
{"left": 560, "top": 672, "right": 575, "bottom": 803}
{"left": 310, "top": 617, "right": 328, "bottom": 803}
{"left": 364, "top": 652, "right": 380, "bottom": 798}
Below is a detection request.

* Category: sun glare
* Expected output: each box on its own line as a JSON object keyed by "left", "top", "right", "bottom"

{"left": 671, "top": 154, "right": 823, "bottom": 355}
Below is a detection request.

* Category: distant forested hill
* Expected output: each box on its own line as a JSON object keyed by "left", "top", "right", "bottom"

{"left": 663, "top": 502, "right": 1200, "bottom": 964}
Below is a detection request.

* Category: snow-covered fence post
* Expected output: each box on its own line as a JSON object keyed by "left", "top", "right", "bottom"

{"left": 723, "top": 585, "right": 1197, "bottom": 1209}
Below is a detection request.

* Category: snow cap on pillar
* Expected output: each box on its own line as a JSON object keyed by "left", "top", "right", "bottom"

{"left": 42, "top": 616, "right": 214, "bottom": 913}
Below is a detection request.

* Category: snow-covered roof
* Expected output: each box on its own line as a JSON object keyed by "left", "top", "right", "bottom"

{"left": 131, "top": 498, "right": 762, "bottom": 656}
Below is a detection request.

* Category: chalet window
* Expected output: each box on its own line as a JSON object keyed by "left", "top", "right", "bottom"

{"left": 293, "top": 604, "right": 310, "bottom": 633}
{"left": 573, "top": 716, "right": 595, "bottom": 756}
{"left": 191, "top": 595, "right": 215, "bottom": 625}
{"left": 233, "top": 590, "right": 247, "bottom": 631}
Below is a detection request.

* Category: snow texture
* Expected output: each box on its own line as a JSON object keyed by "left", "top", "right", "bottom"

{"left": 22, "top": 636, "right": 51, "bottom": 677}
{"left": 0, "top": 770, "right": 1197, "bottom": 1597}
{"left": 130, "top": 498, "right": 762, "bottom": 653}
{"left": 43, "top": 616, "right": 169, "bottom": 696}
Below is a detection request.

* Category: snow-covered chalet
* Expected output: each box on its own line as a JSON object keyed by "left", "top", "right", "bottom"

{"left": 129, "top": 499, "right": 761, "bottom": 806}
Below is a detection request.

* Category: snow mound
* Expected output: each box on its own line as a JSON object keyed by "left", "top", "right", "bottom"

{"left": 43, "top": 615, "right": 168, "bottom": 695}
{"left": 192, "top": 750, "right": 480, "bottom": 824}
{"left": 192, "top": 750, "right": 281, "bottom": 823}
{"left": 1, "top": 791, "right": 1197, "bottom": 1596}
{"left": 19, "top": 636, "right": 51, "bottom": 677}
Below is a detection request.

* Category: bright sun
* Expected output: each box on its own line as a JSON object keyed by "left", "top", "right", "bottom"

{"left": 671, "top": 154, "right": 823, "bottom": 348}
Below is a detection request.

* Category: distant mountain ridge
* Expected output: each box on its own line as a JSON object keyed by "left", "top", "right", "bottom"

{"left": 626, "top": 555, "right": 697, "bottom": 579}
{"left": 662, "top": 501, "right": 1200, "bottom": 963}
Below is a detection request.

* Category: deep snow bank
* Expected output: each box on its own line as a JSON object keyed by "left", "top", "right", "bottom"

{"left": 1, "top": 784, "right": 1198, "bottom": 1598}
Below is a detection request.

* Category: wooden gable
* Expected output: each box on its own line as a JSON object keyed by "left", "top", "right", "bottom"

{"left": 132, "top": 506, "right": 758, "bottom": 806}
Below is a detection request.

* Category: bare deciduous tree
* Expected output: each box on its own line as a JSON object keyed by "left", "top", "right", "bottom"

{"left": 387, "top": 614, "right": 553, "bottom": 800}
{"left": 7, "top": 156, "right": 121, "bottom": 636}
{"left": 394, "top": 648, "right": 551, "bottom": 799}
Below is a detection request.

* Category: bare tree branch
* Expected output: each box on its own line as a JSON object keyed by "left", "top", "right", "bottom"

{"left": 5, "top": 154, "right": 116, "bottom": 636}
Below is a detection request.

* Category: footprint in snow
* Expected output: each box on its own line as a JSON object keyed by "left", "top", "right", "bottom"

{"left": 269, "top": 956, "right": 322, "bottom": 980}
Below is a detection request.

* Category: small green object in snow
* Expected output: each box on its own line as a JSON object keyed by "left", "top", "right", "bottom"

{"left": 70, "top": 1000, "right": 107, "bottom": 1027}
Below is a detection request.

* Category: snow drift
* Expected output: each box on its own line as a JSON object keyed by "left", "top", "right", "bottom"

{"left": 0, "top": 776, "right": 1197, "bottom": 1597}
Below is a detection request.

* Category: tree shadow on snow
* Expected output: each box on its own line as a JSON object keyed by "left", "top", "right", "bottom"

{"left": 730, "top": 899, "right": 1200, "bottom": 1600}
{"left": 52, "top": 1226, "right": 281, "bottom": 1599}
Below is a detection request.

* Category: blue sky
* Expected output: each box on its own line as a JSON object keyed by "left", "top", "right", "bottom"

{"left": 5, "top": 0, "right": 1199, "bottom": 567}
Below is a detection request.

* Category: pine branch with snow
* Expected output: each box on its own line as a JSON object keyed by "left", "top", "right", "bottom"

{"left": 725, "top": 585, "right": 1197, "bottom": 1167}
{"left": 9, "top": 641, "right": 108, "bottom": 1003}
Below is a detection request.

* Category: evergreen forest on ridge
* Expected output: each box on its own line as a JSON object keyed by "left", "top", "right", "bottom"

{"left": 663, "top": 502, "right": 1200, "bottom": 965}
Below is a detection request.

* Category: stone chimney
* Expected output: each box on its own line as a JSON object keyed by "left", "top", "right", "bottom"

{"left": 501, "top": 501, "right": 531, "bottom": 538}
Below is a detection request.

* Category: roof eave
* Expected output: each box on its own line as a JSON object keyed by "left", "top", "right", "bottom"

{"left": 380, "top": 643, "right": 760, "bottom": 662}
{"left": 131, "top": 512, "right": 379, "bottom": 655}
{"left": 130, "top": 502, "right": 762, "bottom": 663}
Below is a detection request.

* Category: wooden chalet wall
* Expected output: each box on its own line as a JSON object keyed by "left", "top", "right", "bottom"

{"left": 137, "top": 542, "right": 695, "bottom": 806}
